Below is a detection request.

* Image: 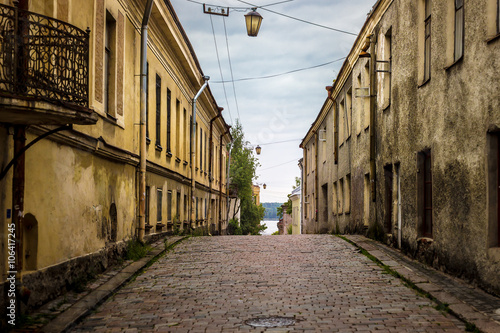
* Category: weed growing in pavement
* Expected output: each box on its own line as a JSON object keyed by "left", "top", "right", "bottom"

{"left": 336, "top": 235, "right": 480, "bottom": 331}
{"left": 125, "top": 239, "right": 152, "bottom": 261}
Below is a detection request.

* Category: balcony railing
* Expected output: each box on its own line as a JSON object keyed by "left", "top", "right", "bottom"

{"left": 0, "top": 4, "right": 89, "bottom": 110}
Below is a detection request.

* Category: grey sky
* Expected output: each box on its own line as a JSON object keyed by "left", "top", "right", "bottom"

{"left": 169, "top": 0, "right": 375, "bottom": 203}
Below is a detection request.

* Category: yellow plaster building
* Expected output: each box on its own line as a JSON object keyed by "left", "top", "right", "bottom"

{"left": 0, "top": 0, "right": 231, "bottom": 311}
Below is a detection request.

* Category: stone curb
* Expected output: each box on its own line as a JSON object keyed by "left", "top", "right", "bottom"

{"left": 39, "top": 236, "right": 188, "bottom": 333}
{"left": 343, "top": 235, "right": 500, "bottom": 333}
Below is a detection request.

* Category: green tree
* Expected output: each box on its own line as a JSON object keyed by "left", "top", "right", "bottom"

{"left": 277, "top": 177, "right": 301, "bottom": 219}
{"left": 228, "top": 120, "right": 266, "bottom": 235}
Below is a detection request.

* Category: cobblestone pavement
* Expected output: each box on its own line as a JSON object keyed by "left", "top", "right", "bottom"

{"left": 72, "top": 235, "right": 465, "bottom": 332}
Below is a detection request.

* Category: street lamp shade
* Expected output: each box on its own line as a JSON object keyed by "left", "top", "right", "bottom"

{"left": 255, "top": 145, "right": 261, "bottom": 155}
{"left": 244, "top": 9, "right": 263, "bottom": 37}
{"left": 263, "top": 183, "right": 267, "bottom": 189}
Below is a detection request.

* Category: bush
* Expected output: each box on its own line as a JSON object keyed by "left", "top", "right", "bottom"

{"left": 272, "top": 230, "right": 280, "bottom": 235}
{"left": 227, "top": 218, "right": 242, "bottom": 235}
{"left": 287, "top": 224, "right": 293, "bottom": 234}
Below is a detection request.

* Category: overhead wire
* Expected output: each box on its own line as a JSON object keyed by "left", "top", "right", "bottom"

{"left": 259, "top": 157, "right": 302, "bottom": 171}
{"left": 236, "top": 0, "right": 358, "bottom": 36}
{"left": 212, "top": 57, "right": 346, "bottom": 83}
{"left": 209, "top": 14, "right": 234, "bottom": 125}
{"left": 222, "top": 16, "right": 241, "bottom": 121}
{"left": 257, "top": 138, "right": 301, "bottom": 146}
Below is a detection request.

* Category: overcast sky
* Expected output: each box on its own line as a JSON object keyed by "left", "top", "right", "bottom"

{"left": 169, "top": 0, "right": 375, "bottom": 203}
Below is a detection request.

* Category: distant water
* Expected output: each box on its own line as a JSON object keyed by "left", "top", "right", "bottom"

{"left": 261, "top": 220, "right": 279, "bottom": 235}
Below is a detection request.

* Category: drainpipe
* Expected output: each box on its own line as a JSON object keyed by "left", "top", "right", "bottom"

{"left": 314, "top": 131, "right": 318, "bottom": 231}
{"left": 369, "top": 34, "right": 377, "bottom": 203}
{"left": 225, "top": 140, "right": 233, "bottom": 225}
{"left": 138, "top": 0, "right": 154, "bottom": 243}
{"left": 208, "top": 107, "right": 223, "bottom": 234}
{"left": 191, "top": 77, "right": 210, "bottom": 229}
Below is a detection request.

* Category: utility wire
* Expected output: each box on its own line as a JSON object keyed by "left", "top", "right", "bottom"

{"left": 259, "top": 157, "right": 301, "bottom": 171}
{"left": 257, "top": 138, "right": 301, "bottom": 146}
{"left": 236, "top": 0, "right": 358, "bottom": 36}
{"left": 209, "top": 14, "right": 234, "bottom": 125}
{"left": 222, "top": 16, "right": 241, "bottom": 121}
{"left": 212, "top": 57, "right": 345, "bottom": 83}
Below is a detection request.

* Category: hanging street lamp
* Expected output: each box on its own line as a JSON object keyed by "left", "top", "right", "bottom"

{"left": 263, "top": 183, "right": 267, "bottom": 189}
{"left": 255, "top": 145, "right": 262, "bottom": 155}
{"left": 244, "top": 8, "right": 263, "bottom": 37}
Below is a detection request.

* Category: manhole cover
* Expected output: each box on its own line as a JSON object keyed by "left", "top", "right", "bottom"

{"left": 245, "top": 316, "right": 296, "bottom": 328}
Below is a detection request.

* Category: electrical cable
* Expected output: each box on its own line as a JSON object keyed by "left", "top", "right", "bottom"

{"left": 259, "top": 157, "right": 301, "bottom": 171}
{"left": 223, "top": 16, "right": 241, "bottom": 121}
{"left": 257, "top": 138, "right": 301, "bottom": 146}
{"left": 209, "top": 14, "right": 234, "bottom": 125}
{"left": 236, "top": 0, "right": 358, "bottom": 36}
{"left": 212, "top": 57, "right": 345, "bottom": 83}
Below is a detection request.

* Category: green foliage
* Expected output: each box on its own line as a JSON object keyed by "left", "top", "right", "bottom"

{"left": 367, "top": 222, "right": 387, "bottom": 242}
{"left": 271, "top": 230, "right": 280, "bottom": 235}
{"left": 126, "top": 239, "right": 152, "bottom": 261}
{"left": 227, "top": 218, "right": 242, "bottom": 235}
{"left": 287, "top": 224, "right": 293, "bottom": 234}
{"left": 229, "top": 120, "right": 266, "bottom": 235}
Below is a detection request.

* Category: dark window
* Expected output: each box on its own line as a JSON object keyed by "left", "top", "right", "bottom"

{"left": 424, "top": 0, "right": 432, "bottom": 81}
{"left": 422, "top": 150, "right": 433, "bottom": 237}
{"left": 105, "top": 11, "right": 116, "bottom": 115}
{"left": 145, "top": 186, "right": 150, "bottom": 225}
{"left": 454, "top": 0, "right": 464, "bottom": 61}
{"left": 497, "top": 0, "right": 500, "bottom": 34}
{"left": 196, "top": 197, "right": 199, "bottom": 220}
{"left": 184, "top": 194, "right": 188, "bottom": 221}
{"left": 167, "top": 89, "right": 171, "bottom": 152}
{"left": 184, "top": 107, "right": 188, "bottom": 161}
{"left": 176, "top": 192, "right": 181, "bottom": 221}
{"left": 157, "top": 188, "right": 162, "bottom": 222}
{"left": 155, "top": 74, "right": 161, "bottom": 147}
{"left": 146, "top": 62, "right": 149, "bottom": 140}
{"left": 384, "top": 165, "right": 393, "bottom": 233}
{"left": 176, "top": 100, "right": 181, "bottom": 155}
{"left": 200, "top": 127, "right": 203, "bottom": 170}
{"left": 167, "top": 191, "right": 172, "bottom": 222}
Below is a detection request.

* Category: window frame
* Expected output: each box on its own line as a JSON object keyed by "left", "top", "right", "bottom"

{"left": 424, "top": 0, "right": 432, "bottom": 82}
{"left": 167, "top": 88, "right": 172, "bottom": 153}
{"left": 155, "top": 74, "right": 162, "bottom": 148}
{"left": 157, "top": 188, "right": 163, "bottom": 222}
{"left": 454, "top": 0, "right": 464, "bottom": 62}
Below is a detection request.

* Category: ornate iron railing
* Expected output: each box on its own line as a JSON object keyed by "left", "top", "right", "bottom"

{"left": 0, "top": 4, "right": 89, "bottom": 109}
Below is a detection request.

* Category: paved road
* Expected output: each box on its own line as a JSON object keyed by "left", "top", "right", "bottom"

{"left": 73, "top": 235, "right": 465, "bottom": 332}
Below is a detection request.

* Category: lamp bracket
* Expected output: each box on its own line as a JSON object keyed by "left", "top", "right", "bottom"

{"left": 203, "top": 4, "right": 229, "bottom": 16}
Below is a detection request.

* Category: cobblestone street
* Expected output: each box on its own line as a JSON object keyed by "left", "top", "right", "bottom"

{"left": 73, "top": 235, "right": 465, "bottom": 332}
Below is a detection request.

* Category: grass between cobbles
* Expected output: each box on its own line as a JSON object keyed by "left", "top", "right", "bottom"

{"left": 335, "top": 235, "right": 482, "bottom": 333}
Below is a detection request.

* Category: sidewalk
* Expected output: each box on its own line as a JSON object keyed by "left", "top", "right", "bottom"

{"left": 344, "top": 235, "right": 500, "bottom": 333}
{"left": 12, "top": 236, "right": 186, "bottom": 333}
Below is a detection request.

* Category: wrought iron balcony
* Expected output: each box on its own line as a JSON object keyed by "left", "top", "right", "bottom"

{"left": 0, "top": 3, "right": 96, "bottom": 125}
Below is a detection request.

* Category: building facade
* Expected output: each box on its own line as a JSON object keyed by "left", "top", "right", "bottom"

{"left": 301, "top": 0, "right": 500, "bottom": 294}
{"left": 0, "top": 0, "right": 231, "bottom": 312}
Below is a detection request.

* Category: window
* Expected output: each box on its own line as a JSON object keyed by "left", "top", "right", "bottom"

{"left": 200, "top": 127, "right": 203, "bottom": 170}
{"left": 332, "top": 182, "right": 338, "bottom": 215}
{"left": 196, "top": 197, "right": 199, "bottom": 220}
{"left": 176, "top": 100, "right": 181, "bottom": 156}
{"left": 487, "top": 133, "right": 500, "bottom": 248}
{"left": 379, "top": 28, "right": 392, "bottom": 108}
{"left": 418, "top": 150, "right": 433, "bottom": 238}
{"left": 346, "top": 88, "right": 352, "bottom": 140}
{"left": 155, "top": 74, "right": 161, "bottom": 148}
{"left": 104, "top": 11, "right": 116, "bottom": 116}
{"left": 454, "top": 0, "right": 464, "bottom": 61}
{"left": 345, "top": 174, "right": 351, "bottom": 214}
{"left": 146, "top": 62, "right": 149, "bottom": 141}
{"left": 167, "top": 191, "right": 172, "bottom": 223}
{"left": 145, "top": 186, "right": 150, "bottom": 225}
{"left": 384, "top": 165, "right": 393, "bottom": 233}
{"left": 157, "top": 188, "right": 163, "bottom": 222}
{"left": 424, "top": 0, "right": 432, "bottom": 82}
{"left": 364, "top": 174, "right": 370, "bottom": 226}
{"left": 498, "top": 0, "right": 500, "bottom": 33}
{"left": 339, "top": 178, "right": 344, "bottom": 214}
{"left": 339, "top": 98, "right": 345, "bottom": 144}
{"left": 167, "top": 89, "right": 171, "bottom": 153}
{"left": 176, "top": 192, "right": 181, "bottom": 221}
{"left": 184, "top": 194, "right": 188, "bottom": 221}
{"left": 184, "top": 107, "right": 188, "bottom": 161}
